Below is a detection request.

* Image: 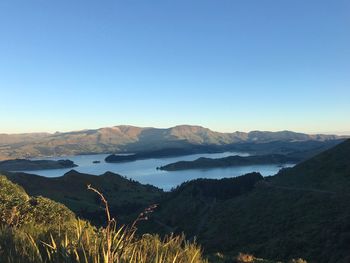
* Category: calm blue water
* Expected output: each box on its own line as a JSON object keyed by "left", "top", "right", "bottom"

{"left": 27, "top": 152, "right": 294, "bottom": 190}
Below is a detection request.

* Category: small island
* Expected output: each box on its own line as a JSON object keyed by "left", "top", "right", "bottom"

{"left": 0, "top": 159, "right": 77, "bottom": 171}
{"left": 158, "top": 154, "right": 298, "bottom": 171}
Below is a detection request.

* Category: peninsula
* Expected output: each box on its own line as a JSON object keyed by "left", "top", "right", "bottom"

{"left": 0, "top": 159, "right": 77, "bottom": 171}
{"left": 158, "top": 154, "right": 298, "bottom": 171}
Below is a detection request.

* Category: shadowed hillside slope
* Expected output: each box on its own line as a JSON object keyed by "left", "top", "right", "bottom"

{"left": 145, "top": 139, "right": 350, "bottom": 263}
{"left": 4, "top": 170, "right": 163, "bottom": 225}
{"left": 272, "top": 139, "right": 350, "bottom": 191}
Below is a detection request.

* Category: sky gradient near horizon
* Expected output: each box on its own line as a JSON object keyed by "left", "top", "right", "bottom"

{"left": 0, "top": 0, "right": 349, "bottom": 134}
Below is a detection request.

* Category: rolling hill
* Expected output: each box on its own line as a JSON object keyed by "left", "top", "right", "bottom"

{"left": 3, "top": 170, "right": 163, "bottom": 225}
{"left": 144, "top": 139, "right": 350, "bottom": 263}
{"left": 0, "top": 175, "right": 207, "bottom": 263}
{"left": 0, "top": 125, "right": 344, "bottom": 160}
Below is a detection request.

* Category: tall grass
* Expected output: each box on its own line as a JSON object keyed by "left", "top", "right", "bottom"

{"left": 0, "top": 183, "right": 207, "bottom": 263}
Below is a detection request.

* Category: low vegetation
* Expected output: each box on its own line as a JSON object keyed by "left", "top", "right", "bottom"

{"left": 0, "top": 175, "right": 207, "bottom": 263}
{"left": 3, "top": 170, "right": 163, "bottom": 225}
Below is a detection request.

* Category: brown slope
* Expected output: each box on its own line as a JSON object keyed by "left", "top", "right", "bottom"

{"left": 0, "top": 125, "right": 344, "bottom": 160}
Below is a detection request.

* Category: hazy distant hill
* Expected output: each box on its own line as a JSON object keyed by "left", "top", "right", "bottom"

{"left": 0, "top": 125, "right": 344, "bottom": 160}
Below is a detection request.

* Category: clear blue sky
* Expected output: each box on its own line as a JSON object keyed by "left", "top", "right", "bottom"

{"left": 0, "top": 0, "right": 349, "bottom": 134}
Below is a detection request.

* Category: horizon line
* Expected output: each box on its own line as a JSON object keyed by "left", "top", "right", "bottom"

{"left": 0, "top": 124, "right": 349, "bottom": 136}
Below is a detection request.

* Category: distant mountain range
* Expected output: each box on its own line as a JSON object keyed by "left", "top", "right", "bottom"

{"left": 0, "top": 125, "right": 345, "bottom": 160}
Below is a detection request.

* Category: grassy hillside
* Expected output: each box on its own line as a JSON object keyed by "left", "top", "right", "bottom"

{"left": 0, "top": 174, "right": 299, "bottom": 263}
{"left": 0, "top": 175, "right": 207, "bottom": 263}
{"left": 0, "top": 175, "right": 76, "bottom": 229}
{"left": 4, "top": 170, "right": 163, "bottom": 225}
